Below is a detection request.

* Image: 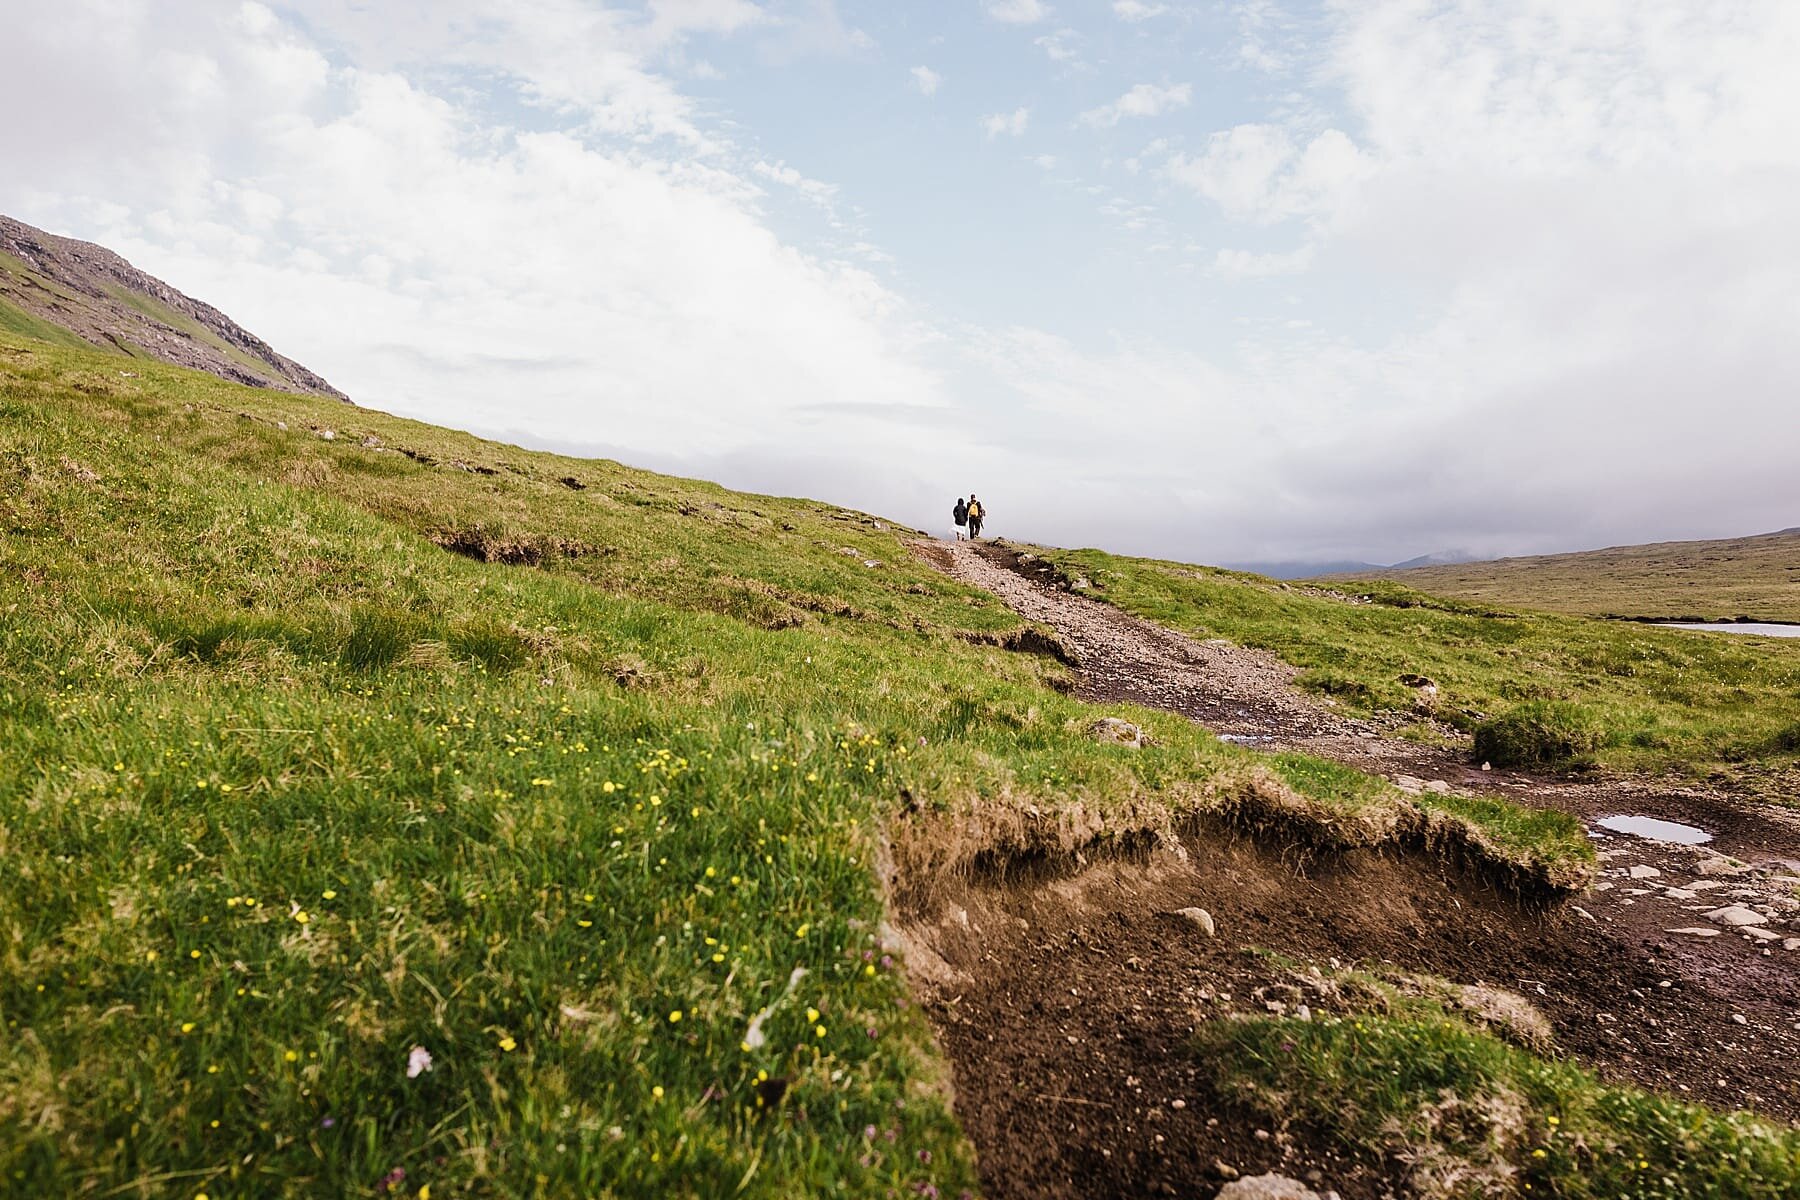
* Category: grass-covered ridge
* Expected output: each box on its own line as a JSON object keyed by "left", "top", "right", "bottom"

{"left": 0, "top": 334, "right": 1598, "bottom": 1196}
{"left": 1337, "top": 530, "right": 1800, "bottom": 625}
{"left": 1030, "top": 545, "right": 1800, "bottom": 781}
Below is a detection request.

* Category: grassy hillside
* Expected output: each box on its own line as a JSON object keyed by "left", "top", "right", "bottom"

{"left": 15, "top": 329, "right": 1800, "bottom": 1197}
{"left": 0, "top": 333, "right": 1611, "bottom": 1198}
{"left": 1336, "top": 531, "right": 1800, "bottom": 624}
{"left": 1029, "top": 546, "right": 1800, "bottom": 781}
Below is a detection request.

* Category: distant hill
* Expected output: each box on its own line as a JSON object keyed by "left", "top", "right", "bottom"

{"left": 1327, "top": 529, "right": 1800, "bottom": 623}
{"left": 0, "top": 214, "right": 346, "bottom": 400}
{"left": 1222, "top": 559, "right": 1385, "bottom": 579}
{"left": 1227, "top": 549, "right": 1473, "bottom": 579}
{"left": 1387, "top": 549, "right": 1478, "bottom": 570}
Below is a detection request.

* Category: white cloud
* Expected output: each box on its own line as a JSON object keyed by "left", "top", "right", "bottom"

{"left": 0, "top": 1, "right": 939, "bottom": 466}
{"left": 752, "top": 159, "right": 840, "bottom": 208}
{"left": 1034, "top": 28, "right": 1083, "bottom": 65}
{"left": 985, "top": 0, "right": 1049, "bottom": 25}
{"left": 646, "top": 0, "right": 768, "bottom": 40}
{"left": 1112, "top": 0, "right": 1168, "bottom": 21}
{"left": 909, "top": 65, "right": 941, "bottom": 96}
{"left": 1209, "top": 244, "right": 1314, "bottom": 278}
{"left": 981, "top": 107, "right": 1031, "bottom": 138}
{"left": 1164, "top": 125, "right": 1370, "bottom": 223}
{"left": 1079, "top": 82, "right": 1191, "bottom": 127}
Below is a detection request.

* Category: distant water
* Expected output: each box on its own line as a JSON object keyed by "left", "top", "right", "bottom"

{"left": 1660, "top": 622, "right": 1800, "bottom": 638}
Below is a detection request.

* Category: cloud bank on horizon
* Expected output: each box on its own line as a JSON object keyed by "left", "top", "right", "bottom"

{"left": 3, "top": 0, "right": 1796, "bottom": 565}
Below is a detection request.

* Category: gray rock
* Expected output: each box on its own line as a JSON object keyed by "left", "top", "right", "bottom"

{"left": 1666, "top": 927, "right": 1723, "bottom": 937}
{"left": 1705, "top": 905, "right": 1769, "bottom": 927}
{"left": 1743, "top": 925, "right": 1783, "bottom": 942}
{"left": 1783, "top": 938, "right": 1800, "bottom": 951}
{"left": 1089, "top": 717, "right": 1150, "bottom": 747}
{"left": 1628, "top": 865, "right": 1662, "bottom": 879}
{"left": 1171, "top": 907, "right": 1217, "bottom": 937}
{"left": 1216, "top": 1174, "right": 1327, "bottom": 1200}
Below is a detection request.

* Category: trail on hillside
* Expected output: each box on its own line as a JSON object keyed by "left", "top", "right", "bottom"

{"left": 904, "top": 537, "right": 1800, "bottom": 1199}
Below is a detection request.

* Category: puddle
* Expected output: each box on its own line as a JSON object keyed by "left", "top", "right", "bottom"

{"left": 1596, "top": 814, "right": 1713, "bottom": 845}
{"left": 1658, "top": 622, "right": 1800, "bottom": 638}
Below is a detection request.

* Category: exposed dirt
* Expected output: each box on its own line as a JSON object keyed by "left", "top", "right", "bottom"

{"left": 906, "top": 537, "right": 1800, "bottom": 1198}
{"left": 900, "top": 823, "right": 1800, "bottom": 1199}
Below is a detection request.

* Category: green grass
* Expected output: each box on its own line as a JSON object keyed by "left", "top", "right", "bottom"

{"left": 1029, "top": 546, "right": 1800, "bottom": 782}
{"left": 104, "top": 281, "right": 288, "bottom": 383}
{"left": 0, "top": 334, "right": 1608, "bottom": 1197}
{"left": 1199, "top": 970, "right": 1800, "bottom": 1199}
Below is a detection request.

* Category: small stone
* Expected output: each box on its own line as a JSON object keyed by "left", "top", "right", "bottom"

{"left": 1090, "top": 717, "right": 1149, "bottom": 747}
{"left": 1572, "top": 905, "right": 1597, "bottom": 922}
{"left": 1481, "top": 761, "right": 1492, "bottom": 771}
{"left": 1705, "top": 905, "right": 1769, "bottom": 928}
{"left": 1171, "top": 1098, "right": 1186, "bottom": 1109}
{"left": 318, "top": 428, "right": 335, "bottom": 440}
{"left": 1663, "top": 888, "right": 1697, "bottom": 900}
{"left": 1784, "top": 938, "right": 1800, "bottom": 951}
{"left": 1732, "top": 1013, "right": 1748, "bottom": 1025}
{"left": 1629, "top": 865, "right": 1662, "bottom": 879}
{"left": 1213, "top": 1160, "right": 1240, "bottom": 1181}
{"left": 1695, "top": 856, "right": 1746, "bottom": 876}
{"left": 1216, "top": 1173, "right": 1324, "bottom": 1200}
{"left": 1424, "top": 779, "right": 1451, "bottom": 794}
{"left": 1743, "top": 926, "right": 1783, "bottom": 942}
{"left": 1171, "top": 907, "right": 1217, "bottom": 937}
{"left": 1666, "top": 927, "right": 1722, "bottom": 937}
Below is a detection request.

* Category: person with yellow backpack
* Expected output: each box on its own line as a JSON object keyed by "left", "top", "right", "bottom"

{"left": 966, "top": 494, "right": 985, "bottom": 539}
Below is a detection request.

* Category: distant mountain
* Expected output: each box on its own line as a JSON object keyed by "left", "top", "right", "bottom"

{"left": 1387, "top": 549, "right": 1479, "bottom": 570}
{"left": 1326, "top": 529, "right": 1800, "bottom": 623}
{"left": 0, "top": 214, "right": 347, "bottom": 400}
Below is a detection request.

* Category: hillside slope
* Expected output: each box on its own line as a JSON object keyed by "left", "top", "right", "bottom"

{"left": 1330, "top": 529, "right": 1800, "bottom": 623}
{"left": 0, "top": 214, "right": 346, "bottom": 399}
{"left": 9, "top": 334, "right": 1798, "bottom": 1199}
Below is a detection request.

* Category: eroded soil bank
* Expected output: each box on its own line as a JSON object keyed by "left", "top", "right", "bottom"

{"left": 897, "top": 823, "right": 1800, "bottom": 1199}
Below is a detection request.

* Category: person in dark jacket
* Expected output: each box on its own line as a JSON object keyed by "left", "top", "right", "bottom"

{"left": 952, "top": 497, "right": 969, "bottom": 540}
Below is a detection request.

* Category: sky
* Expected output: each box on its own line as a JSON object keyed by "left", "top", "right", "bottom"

{"left": 3, "top": 0, "right": 1797, "bottom": 566}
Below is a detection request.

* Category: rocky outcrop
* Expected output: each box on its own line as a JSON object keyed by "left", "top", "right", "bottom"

{"left": 0, "top": 213, "right": 348, "bottom": 400}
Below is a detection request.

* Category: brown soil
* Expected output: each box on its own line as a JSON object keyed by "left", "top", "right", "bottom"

{"left": 905, "top": 537, "right": 1800, "bottom": 1198}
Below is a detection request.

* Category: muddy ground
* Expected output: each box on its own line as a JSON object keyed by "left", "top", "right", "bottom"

{"left": 903, "top": 538, "right": 1800, "bottom": 1198}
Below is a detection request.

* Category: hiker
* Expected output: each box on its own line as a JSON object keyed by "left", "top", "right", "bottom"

{"left": 966, "top": 494, "right": 985, "bottom": 540}
{"left": 951, "top": 497, "right": 969, "bottom": 541}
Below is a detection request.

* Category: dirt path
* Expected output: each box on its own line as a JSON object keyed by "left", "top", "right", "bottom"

{"left": 906, "top": 537, "right": 1800, "bottom": 1198}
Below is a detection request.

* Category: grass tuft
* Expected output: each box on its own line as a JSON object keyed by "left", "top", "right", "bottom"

{"left": 1473, "top": 701, "right": 1603, "bottom": 769}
